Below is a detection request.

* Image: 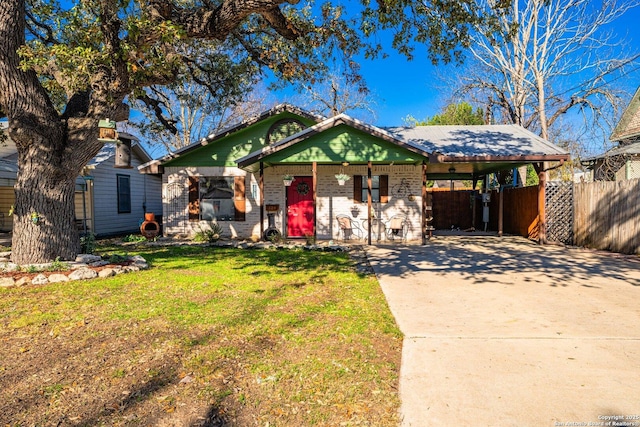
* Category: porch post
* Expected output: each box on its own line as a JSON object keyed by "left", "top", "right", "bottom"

{"left": 259, "top": 162, "right": 264, "bottom": 238}
{"left": 534, "top": 162, "right": 547, "bottom": 244}
{"left": 472, "top": 175, "right": 478, "bottom": 230}
{"left": 367, "top": 161, "right": 372, "bottom": 246}
{"left": 312, "top": 161, "right": 317, "bottom": 239}
{"left": 422, "top": 161, "right": 427, "bottom": 245}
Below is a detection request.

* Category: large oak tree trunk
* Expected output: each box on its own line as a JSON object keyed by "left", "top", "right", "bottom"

{"left": 1, "top": 1, "right": 105, "bottom": 264}
{"left": 9, "top": 119, "right": 103, "bottom": 264}
{"left": 11, "top": 146, "right": 80, "bottom": 264}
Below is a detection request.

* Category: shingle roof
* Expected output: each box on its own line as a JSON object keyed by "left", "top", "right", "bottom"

{"left": 583, "top": 140, "right": 640, "bottom": 161}
{"left": 386, "top": 124, "right": 568, "bottom": 158}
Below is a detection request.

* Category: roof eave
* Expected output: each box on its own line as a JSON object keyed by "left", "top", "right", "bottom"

{"left": 430, "top": 154, "right": 570, "bottom": 163}
{"left": 157, "top": 104, "right": 326, "bottom": 167}
{"left": 237, "top": 114, "right": 430, "bottom": 170}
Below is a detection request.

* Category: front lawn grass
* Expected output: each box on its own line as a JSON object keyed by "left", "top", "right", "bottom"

{"left": 0, "top": 244, "right": 402, "bottom": 426}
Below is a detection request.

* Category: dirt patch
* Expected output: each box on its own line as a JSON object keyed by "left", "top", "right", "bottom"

{"left": 0, "top": 320, "right": 225, "bottom": 426}
{"left": 0, "top": 247, "right": 401, "bottom": 426}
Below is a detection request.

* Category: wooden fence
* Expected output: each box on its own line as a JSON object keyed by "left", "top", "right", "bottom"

{"left": 574, "top": 179, "right": 640, "bottom": 255}
{"left": 429, "top": 187, "right": 539, "bottom": 236}
{"left": 429, "top": 188, "right": 475, "bottom": 230}
{"left": 502, "top": 186, "right": 539, "bottom": 239}
{"left": 429, "top": 180, "right": 640, "bottom": 255}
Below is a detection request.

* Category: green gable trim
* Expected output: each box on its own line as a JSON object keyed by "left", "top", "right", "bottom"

{"left": 260, "top": 124, "right": 427, "bottom": 165}
{"left": 611, "top": 86, "right": 640, "bottom": 141}
{"left": 163, "top": 112, "right": 318, "bottom": 167}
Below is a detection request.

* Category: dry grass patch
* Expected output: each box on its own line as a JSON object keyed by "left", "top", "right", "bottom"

{"left": 0, "top": 244, "right": 401, "bottom": 426}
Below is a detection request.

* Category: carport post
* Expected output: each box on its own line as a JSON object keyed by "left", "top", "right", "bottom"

{"left": 472, "top": 176, "right": 479, "bottom": 230}
{"left": 498, "top": 189, "right": 503, "bottom": 237}
{"left": 534, "top": 162, "right": 547, "bottom": 244}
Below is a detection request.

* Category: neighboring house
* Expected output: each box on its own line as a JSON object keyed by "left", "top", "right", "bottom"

{"left": 77, "top": 137, "right": 163, "bottom": 236}
{"left": 140, "top": 104, "right": 569, "bottom": 243}
{"left": 0, "top": 121, "right": 162, "bottom": 237}
{"left": 585, "top": 86, "right": 640, "bottom": 181}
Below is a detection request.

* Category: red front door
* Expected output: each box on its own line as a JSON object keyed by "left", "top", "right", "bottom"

{"left": 286, "top": 176, "right": 315, "bottom": 237}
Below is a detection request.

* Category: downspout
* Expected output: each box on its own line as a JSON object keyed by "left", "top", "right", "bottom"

{"left": 367, "top": 161, "right": 372, "bottom": 246}
{"left": 142, "top": 174, "right": 147, "bottom": 214}
{"left": 81, "top": 180, "right": 88, "bottom": 235}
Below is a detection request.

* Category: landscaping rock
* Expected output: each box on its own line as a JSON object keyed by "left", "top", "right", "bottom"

{"left": 48, "top": 274, "right": 70, "bottom": 283}
{"left": 15, "top": 277, "right": 31, "bottom": 286}
{"left": 66, "top": 262, "right": 89, "bottom": 270}
{"left": 76, "top": 254, "right": 102, "bottom": 263}
{"left": 0, "top": 277, "right": 15, "bottom": 288}
{"left": 130, "top": 255, "right": 149, "bottom": 270}
{"left": 89, "top": 261, "right": 110, "bottom": 267}
{"left": 69, "top": 268, "right": 98, "bottom": 281}
{"left": 98, "top": 268, "right": 116, "bottom": 278}
{"left": 32, "top": 274, "right": 48, "bottom": 285}
{"left": 0, "top": 262, "right": 19, "bottom": 272}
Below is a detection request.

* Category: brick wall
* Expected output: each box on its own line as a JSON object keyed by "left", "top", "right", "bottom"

{"left": 163, "top": 164, "right": 426, "bottom": 242}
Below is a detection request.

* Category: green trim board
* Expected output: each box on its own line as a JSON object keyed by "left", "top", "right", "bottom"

{"left": 259, "top": 124, "right": 427, "bottom": 166}
{"left": 163, "top": 112, "right": 318, "bottom": 168}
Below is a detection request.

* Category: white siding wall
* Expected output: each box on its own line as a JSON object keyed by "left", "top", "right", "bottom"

{"left": 74, "top": 180, "right": 93, "bottom": 232}
{"left": 164, "top": 164, "right": 425, "bottom": 242}
{"left": 0, "top": 186, "right": 14, "bottom": 232}
{"left": 627, "top": 159, "right": 640, "bottom": 180}
{"left": 92, "top": 153, "right": 162, "bottom": 236}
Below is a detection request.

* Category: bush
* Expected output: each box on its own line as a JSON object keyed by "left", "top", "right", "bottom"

{"left": 123, "top": 234, "right": 147, "bottom": 243}
{"left": 194, "top": 222, "right": 223, "bottom": 244}
{"left": 80, "top": 232, "right": 96, "bottom": 254}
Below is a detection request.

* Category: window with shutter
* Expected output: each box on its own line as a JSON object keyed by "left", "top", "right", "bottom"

{"left": 188, "top": 176, "right": 246, "bottom": 222}
{"left": 354, "top": 175, "right": 388, "bottom": 203}
{"left": 188, "top": 176, "right": 199, "bottom": 221}
{"left": 234, "top": 176, "right": 246, "bottom": 221}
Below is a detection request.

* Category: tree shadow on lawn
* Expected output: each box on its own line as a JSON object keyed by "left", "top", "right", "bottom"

{"left": 140, "top": 245, "right": 356, "bottom": 278}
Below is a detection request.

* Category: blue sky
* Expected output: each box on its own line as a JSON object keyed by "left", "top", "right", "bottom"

{"left": 290, "top": 6, "right": 640, "bottom": 128}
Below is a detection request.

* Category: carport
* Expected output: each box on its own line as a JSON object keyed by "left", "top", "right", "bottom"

{"left": 388, "top": 125, "right": 570, "bottom": 242}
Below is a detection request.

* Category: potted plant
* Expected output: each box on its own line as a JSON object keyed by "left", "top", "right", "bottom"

{"left": 282, "top": 174, "right": 294, "bottom": 186}
{"left": 335, "top": 173, "right": 351, "bottom": 186}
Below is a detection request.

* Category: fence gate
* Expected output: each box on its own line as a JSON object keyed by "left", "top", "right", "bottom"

{"left": 545, "top": 182, "right": 574, "bottom": 245}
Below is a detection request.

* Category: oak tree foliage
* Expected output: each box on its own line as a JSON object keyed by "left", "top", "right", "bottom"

{"left": 0, "top": 0, "right": 488, "bottom": 264}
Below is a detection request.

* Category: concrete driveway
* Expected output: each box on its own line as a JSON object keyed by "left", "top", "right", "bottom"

{"left": 365, "top": 236, "right": 640, "bottom": 427}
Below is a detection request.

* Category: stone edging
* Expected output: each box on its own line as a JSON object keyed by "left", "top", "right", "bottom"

{"left": 0, "top": 254, "right": 149, "bottom": 288}
{"left": 0, "top": 240, "right": 374, "bottom": 289}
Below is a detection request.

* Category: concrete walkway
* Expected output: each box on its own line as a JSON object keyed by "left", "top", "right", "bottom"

{"left": 366, "top": 236, "right": 640, "bottom": 427}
